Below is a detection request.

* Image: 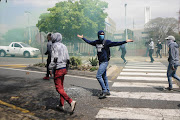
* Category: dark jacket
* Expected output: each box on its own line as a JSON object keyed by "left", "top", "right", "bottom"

{"left": 82, "top": 30, "right": 127, "bottom": 63}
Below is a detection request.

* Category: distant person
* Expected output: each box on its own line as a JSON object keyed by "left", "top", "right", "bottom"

{"left": 119, "top": 44, "right": 127, "bottom": 64}
{"left": 49, "top": 33, "right": 76, "bottom": 113}
{"left": 156, "top": 40, "right": 162, "bottom": 58}
{"left": 145, "top": 40, "right": 149, "bottom": 57}
{"left": 149, "top": 38, "right": 154, "bottom": 63}
{"left": 77, "top": 30, "right": 133, "bottom": 99}
{"left": 165, "top": 35, "right": 180, "bottom": 91}
{"left": 43, "top": 33, "right": 52, "bottom": 80}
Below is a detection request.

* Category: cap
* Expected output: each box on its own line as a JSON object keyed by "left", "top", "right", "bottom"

{"left": 165, "top": 36, "right": 175, "bottom": 41}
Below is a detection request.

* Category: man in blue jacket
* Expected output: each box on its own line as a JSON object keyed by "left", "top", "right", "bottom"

{"left": 165, "top": 35, "right": 180, "bottom": 91}
{"left": 77, "top": 30, "right": 133, "bottom": 99}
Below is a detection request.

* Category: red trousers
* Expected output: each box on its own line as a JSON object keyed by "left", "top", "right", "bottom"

{"left": 54, "top": 68, "right": 72, "bottom": 106}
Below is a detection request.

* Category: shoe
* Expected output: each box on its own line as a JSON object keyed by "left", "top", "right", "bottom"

{"left": 106, "top": 92, "right": 110, "bottom": 96}
{"left": 164, "top": 87, "right": 173, "bottom": 91}
{"left": 124, "top": 61, "right": 128, "bottom": 64}
{"left": 71, "top": 101, "right": 76, "bottom": 112}
{"left": 99, "top": 92, "right": 107, "bottom": 99}
{"left": 43, "top": 76, "right": 49, "bottom": 80}
{"left": 56, "top": 105, "right": 64, "bottom": 111}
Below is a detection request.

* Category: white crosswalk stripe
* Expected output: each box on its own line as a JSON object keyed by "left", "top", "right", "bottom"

{"left": 117, "top": 76, "right": 167, "bottom": 81}
{"left": 96, "top": 61, "right": 180, "bottom": 119}
{"left": 120, "top": 72, "right": 166, "bottom": 76}
{"left": 112, "top": 82, "right": 179, "bottom": 88}
{"left": 96, "top": 107, "right": 180, "bottom": 120}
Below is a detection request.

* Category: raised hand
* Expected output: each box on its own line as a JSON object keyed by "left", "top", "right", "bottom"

{"left": 77, "top": 34, "right": 83, "bottom": 39}
{"left": 126, "top": 39, "right": 134, "bottom": 42}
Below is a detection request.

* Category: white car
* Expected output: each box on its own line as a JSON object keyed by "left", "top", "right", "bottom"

{"left": 0, "top": 42, "right": 40, "bottom": 58}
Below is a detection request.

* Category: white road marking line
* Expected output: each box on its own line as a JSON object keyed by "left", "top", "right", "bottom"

{"left": 112, "top": 82, "right": 179, "bottom": 88}
{"left": 0, "top": 67, "right": 111, "bottom": 82}
{"left": 124, "top": 66, "right": 167, "bottom": 69}
{"left": 108, "top": 91, "right": 180, "bottom": 101}
{"left": 123, "top": 69, "right": 166, "bottom": 72}
{"left": 126, "top": 63, "right": 163, "bottom": 65}
{"left": 117, "top": 76, "right": 167, "bottom": 81}
{"left": 120, "top": 72, "right": 166, "bottom": 76}
{"left": 96, "top": 107, "right": 180, "bottom": 119}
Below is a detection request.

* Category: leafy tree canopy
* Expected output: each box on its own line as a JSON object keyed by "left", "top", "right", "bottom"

{"left": 36, "top": 0, "right": 108, "bottom": 42}
{"left": 145, "top": 17, "right": 178, "bottom": 42}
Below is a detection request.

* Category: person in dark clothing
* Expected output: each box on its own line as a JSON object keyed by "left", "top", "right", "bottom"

{"left": 156, "top": 40, "right": 162, "bottom": 58}
{"left": 77, "top": 30, "right": 133, "bottom": 99}
{"left": 165, "top": 36, "right": 180, "bottom": 91}
{"left": 119, "top": 44, "right": 127, "bottom": 64}
{"left": 43, "top": 33, "right": 52, "bottom": 80}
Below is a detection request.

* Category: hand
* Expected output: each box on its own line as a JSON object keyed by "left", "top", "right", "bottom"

{"left": 126, "top": 39, "right": 134, "bottom": 42}
{"left": 77, "top": 34, "right": 83, "bottom": 39}
{"left": 53, "top": 58, "right": 58, "bottom": 63}
{"left": 172, "top": 66, "right": 175, "bottom": 70}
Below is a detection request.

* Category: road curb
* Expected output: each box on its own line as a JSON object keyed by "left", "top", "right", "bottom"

{"left": 26, "top": 65, "right": 117, "bottom": 78}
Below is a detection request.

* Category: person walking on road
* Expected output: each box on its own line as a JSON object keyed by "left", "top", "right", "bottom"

{"left": 149, "top": 38, "right": 155, "bottom": 63}
{"left": 49, "top": 33, "right": 76, "bottom": 112}
{"left": 156, "top": 40, "right": 162, "bottom": 58}
{"left": 77, "top": 30, "right": 133, "bottom": 99}
{"left": 119, "top": 44, "right": 127, "bottom": 64}
{"left": 165, "top": 35, "right": 180, "bottom": 91}
{"left": 43, "top": 33, "right": 52, "bottom": 80}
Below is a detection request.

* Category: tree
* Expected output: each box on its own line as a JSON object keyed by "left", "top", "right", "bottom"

{"left": 2, "top": 28, "right": 26, "bottom": 44}
{"left": 36, "top": 0, "right": 108, "bottom": 43}
{"left": 145, "top": 17, "right": 178, "bottom": 42}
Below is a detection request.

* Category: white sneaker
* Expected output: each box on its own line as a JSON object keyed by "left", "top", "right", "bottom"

{"left": 56, "top": 105, "right": 64, "bottom": 111}
{"left": 70, "top": 101, "right": 76, "bottom": 112}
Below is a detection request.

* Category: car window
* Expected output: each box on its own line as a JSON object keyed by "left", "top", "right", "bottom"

{"left": 11, "top": 44, "right": 14, "bottom": 47}
{"left": 14, "top": 43, "right": 21, "bottom": 48}
{"left": 20, "top": 43, "right": 31, "bottom": 47}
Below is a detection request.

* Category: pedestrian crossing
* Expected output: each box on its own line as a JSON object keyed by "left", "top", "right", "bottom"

{"left": 96, "top": 61, "right": 180, "bottom": 119}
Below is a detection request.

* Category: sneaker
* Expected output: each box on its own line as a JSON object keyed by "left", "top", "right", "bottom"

{"left": 164, "top": 87, "right": 173, "bottom": 91}
{"left": 70, "top": 101, "right": 76, "bottom": 112}
{"left": 43, "top": 76, "right": 50, "bottom": 80}
{"left": 99, "top": 92, "right": 107, "bottom": 99}
{"left": 106, "top": 92, "right": 110, "bottom": 96}
{"left": 56, "top": 105, "right": 64, "bottom": 111}
{"left": 124, "top": 61, "right": 128, "bottom": 64}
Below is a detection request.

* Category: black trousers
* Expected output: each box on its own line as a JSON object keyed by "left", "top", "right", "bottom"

{"left": 46, "top": 56, "right": 51, "bottom": 77}
{"left": 121, "top": 49, "right": 127, "bottom": 63}
{"left": 156, "top": 49, "right": 162, "bottom": 58}
{"left": 149, "top": 49, "right": 154, "bottom": 62}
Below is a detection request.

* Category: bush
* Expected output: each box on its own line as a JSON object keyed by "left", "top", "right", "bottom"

{"left": 33, "top": 63, "right": 46, "bottom": 67}
{"left": 90, "top": 66, "right": 98, "bottom": 72}
{"left": 70, "top": 56, "right": 82, "bottom": 66}
{"left": 89, "top": 57, "right": 98, "bottom": 66}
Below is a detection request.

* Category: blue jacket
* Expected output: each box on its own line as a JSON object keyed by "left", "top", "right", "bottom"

{"left": 82, "top": 30, "right": 127, "bottom": 62}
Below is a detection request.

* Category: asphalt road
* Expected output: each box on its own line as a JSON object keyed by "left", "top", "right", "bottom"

{"left": 0, "top": 56, "right": 179, "bottom": 120}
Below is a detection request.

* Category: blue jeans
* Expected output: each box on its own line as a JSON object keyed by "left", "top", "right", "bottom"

{"left": 96, "top": 62, "right": 109, "bottom": 93}
{"left": 167, "top": 63, "right": 180, "bottom": 89}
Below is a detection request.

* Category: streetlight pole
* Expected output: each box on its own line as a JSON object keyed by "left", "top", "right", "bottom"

{"left": 25, "top": 11, "right": 32, "bottom": 44}
{"left": 125, "top": 3, "right": 128, "bottom": 40}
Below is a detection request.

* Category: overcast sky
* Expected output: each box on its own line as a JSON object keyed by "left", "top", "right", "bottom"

{"left": 0, "top": 0, "right": 179, "bottom": 34}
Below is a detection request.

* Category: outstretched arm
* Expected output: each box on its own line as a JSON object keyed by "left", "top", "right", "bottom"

{"left": 77, "top": 34, "right": 96, "bottom": 46}
{"left": 108, "top": 39, "right": 134, "bottom": 47}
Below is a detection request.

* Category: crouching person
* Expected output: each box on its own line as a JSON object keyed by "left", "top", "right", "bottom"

{"left": 49, "top": 33, "right": 76, "bottom": 113}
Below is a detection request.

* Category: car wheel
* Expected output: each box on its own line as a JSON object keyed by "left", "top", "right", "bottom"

{"left": 0, "top": 51, "right": 6, "bottom": 57}
{"left": 24, "top": 52, "right": 30, "bottom": 58}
